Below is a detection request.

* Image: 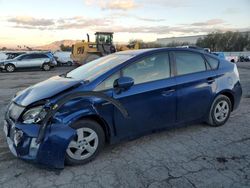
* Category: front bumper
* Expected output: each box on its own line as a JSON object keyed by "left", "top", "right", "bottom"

{"left": 3, "top": 118, "right": 76, "bottom": 169}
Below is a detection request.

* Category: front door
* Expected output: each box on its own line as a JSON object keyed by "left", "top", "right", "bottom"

{"left": 16, "top": 54, "right": 33, "bottom": 68}
{"left": 112, "top": 52, "right": 177, "bottom": 139}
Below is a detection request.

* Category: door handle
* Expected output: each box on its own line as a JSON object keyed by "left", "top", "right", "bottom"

{"left": 207, "top": 77, "right": 215, "bottom": 84}
{"left": 161, "top": 89, "right": 175, "bottom": 96}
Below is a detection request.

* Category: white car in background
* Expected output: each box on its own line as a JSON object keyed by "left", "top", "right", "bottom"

{"left": 53, "top": 51, "right": 73, "bottom": 66}
{"left": 0, "top": 52, "right": 57, "bottom": 72}
{"left": 0, "top": 53, "right": 8, "bottom": 61}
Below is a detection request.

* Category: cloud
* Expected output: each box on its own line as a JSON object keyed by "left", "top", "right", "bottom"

{"left": 6, "top": 15, "right": 249, "bottom": 37}
{"left": 223, "top": 8, "right": 240, "bottom": 14}
{"left": 8, "top": 16, "right": 54, "bottom": 26}
{"left": 138, "top": 0, "right": 190, "bottom": 8}
{"left": 102, "top": 0, "right": 138, "bottom": 10}
{"left": 7, "top": 16, "right": 112, "bottom": 30}
{"left": 56, "top": 18, "right": 112, "bottom": 29}
{"left": 135, "top": 16, "right": 165, "bottom": 22}
{"left": 98, "top": 24, "right": 250, "bottom": 35}
{"left": 85, "top": 0, "right": 138, "bottom": 10}
{"left": 107, "top": 12, "right": 165, "bottom": 22}
{"left": 191, "top": 19, "right": 225, "bottom": 26}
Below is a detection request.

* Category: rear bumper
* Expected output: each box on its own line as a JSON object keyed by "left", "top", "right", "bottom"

{"left": 3, "top": 118, "right": 76, "bottom": 169}
{"left": 232, "top": 81, "right": 242, "bottom": 111}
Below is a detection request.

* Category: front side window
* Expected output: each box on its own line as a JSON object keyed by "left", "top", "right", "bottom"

{"left": 122, "top": 53, "right": 170, "bottom": 85}
{"left": 21, "top": 55, "right": 32, "bottom": 60}
{"left": 95, "top": 72, "right": 120, "bottom": 91}
{"left": 175, "top": 52, "right": 206, "bottom": 75}
{"left": 15, "top": 55, "right": 25, "bottom": 60}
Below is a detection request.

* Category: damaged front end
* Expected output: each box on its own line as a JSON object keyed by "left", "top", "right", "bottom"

{"left": 3, "top": 91, "right": 128, "bottom": 168}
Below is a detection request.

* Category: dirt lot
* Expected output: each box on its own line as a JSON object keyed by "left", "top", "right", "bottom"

{"left": 0, "top": 64, "right": 250, "bottom": 188}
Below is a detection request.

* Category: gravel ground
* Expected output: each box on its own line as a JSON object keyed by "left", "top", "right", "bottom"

{"left": 0, "top": 63, "right": 250, "bottom": 188}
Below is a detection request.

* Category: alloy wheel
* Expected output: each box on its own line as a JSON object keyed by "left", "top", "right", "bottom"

{"left": 66, "top": 128, "right": 99, "bottom": 160}
{"left": 214, "top": 100, "right": 229, "bottom": 122}
{"left": 6, "top": 65, "right": 15, "bottom": 72}
{"left": 43, "top": 64, "right": 50, "bottom": 71}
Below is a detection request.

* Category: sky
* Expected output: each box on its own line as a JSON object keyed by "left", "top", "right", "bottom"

{"left": 0, "top": 0, "right": 249, "bottom": 48}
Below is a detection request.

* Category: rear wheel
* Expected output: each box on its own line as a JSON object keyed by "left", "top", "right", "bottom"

{"left": 5, "top": 64, "right": 15, "bottom": 72}
{"left": 207, "top": 95, "right": 232, "bottom": 127}
{"left": 65, "top": 119, "right": 105, "bottom": 165}
{"left": 42, "top": 63, "right": 51, "bottom": 71}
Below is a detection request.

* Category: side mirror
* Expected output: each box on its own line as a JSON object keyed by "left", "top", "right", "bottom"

{"left": 113, "top": 76, "right": 134, "bottom": 93}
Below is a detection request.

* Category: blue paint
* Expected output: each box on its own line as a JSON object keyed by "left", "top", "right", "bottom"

{"left": 5, "top": 48, "right": 242, "bottom": 168}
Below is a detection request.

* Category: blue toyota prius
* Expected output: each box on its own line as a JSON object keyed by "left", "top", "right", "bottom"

{"left": 3, "top": 48, "right": 242, "bottom": 168}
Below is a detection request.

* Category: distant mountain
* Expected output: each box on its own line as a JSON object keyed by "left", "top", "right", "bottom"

{"left": 35, "top": 40, "right": 81, "bottom": 51}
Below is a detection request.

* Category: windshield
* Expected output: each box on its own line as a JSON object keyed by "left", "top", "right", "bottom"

{"left": 65, "top": 54, "right": 133, "bottom": 81}
{"left": 14, "top": 54, "right": 25, "bottom": 60}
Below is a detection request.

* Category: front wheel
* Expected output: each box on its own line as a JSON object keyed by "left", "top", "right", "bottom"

{"left": 65, "top": 119, "right": 105, "bottom": 165}
{"left": 5, "top": 64, "right": 16, "bottom": 72}
{"left": 207, "top": 95, "right": 232, "bottom": 127}
{"left": 66, "top": 61, "right": 73, "bottom": 66}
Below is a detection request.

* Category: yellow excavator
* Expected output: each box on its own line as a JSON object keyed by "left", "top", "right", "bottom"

{"left": 70, "top": 32, "right": 139, "bottom": 65}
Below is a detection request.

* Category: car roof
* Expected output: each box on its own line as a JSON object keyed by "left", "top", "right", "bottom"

{"left": 115, "top": 48, "right": 155, "bottom": 55}
{"left": 115, "top": 47, "right": 212, "bottom": 57}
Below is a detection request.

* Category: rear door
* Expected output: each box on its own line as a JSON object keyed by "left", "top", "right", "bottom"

{"left": 35, "top": 54, "right": 50, "bottom": 66}
{"left": 173, "top": 50, "right": 217, "bottom": 122}
{"left": 27, "top": 54, "right": 41, "bottom": 67}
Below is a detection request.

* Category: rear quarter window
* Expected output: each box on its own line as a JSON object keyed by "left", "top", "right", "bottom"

{"left": 205, "top": 55, "right": 219, "bottom": 69}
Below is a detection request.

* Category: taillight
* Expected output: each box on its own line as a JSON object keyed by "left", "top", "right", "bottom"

{"left": 234, "top": 64, "right": 240, "bottom": 80}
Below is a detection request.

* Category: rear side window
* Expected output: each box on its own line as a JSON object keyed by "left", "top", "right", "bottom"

{"left": 36, "top": 54, "right": 48, "bottom": 58}
{"left": 205, "top": 55, "right": 219, "bottom": 69}
{"left": 30, "top": 54, "right": 40, "bottom": 59}
{"left": 175, "top": 52, "right": 206, "bottom": 75}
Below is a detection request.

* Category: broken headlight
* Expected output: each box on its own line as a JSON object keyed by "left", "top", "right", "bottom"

{"left": 22, "top": 106, "right": 47, "bottom": 124}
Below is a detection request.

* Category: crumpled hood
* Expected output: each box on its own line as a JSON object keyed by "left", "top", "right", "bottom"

{"left": 13, "top": 76, "right": 83, "bottom": 106}
{"left": 0, "top": 59, "right": 14, "bottom": 64}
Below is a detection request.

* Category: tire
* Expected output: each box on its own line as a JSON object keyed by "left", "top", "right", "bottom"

{"left": 110, "top": 45, "right": 116, "bottom": 53}
{"left": 5, "top": 64, "right": 15, "bottom": 72}
{"left": 67, "top": 61, "right": 73, "bottom": 66}
{"left": 42, "top": 63, "right": 51, "bottom": 71}
{"left": 84, "top": 54, "right": 100, "bottom": 64}
{"left": 65, "top": 119, "right": 105, "bottom": 165}
{"left": 207, "top": 95, "right": 232, "bottom": 127}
